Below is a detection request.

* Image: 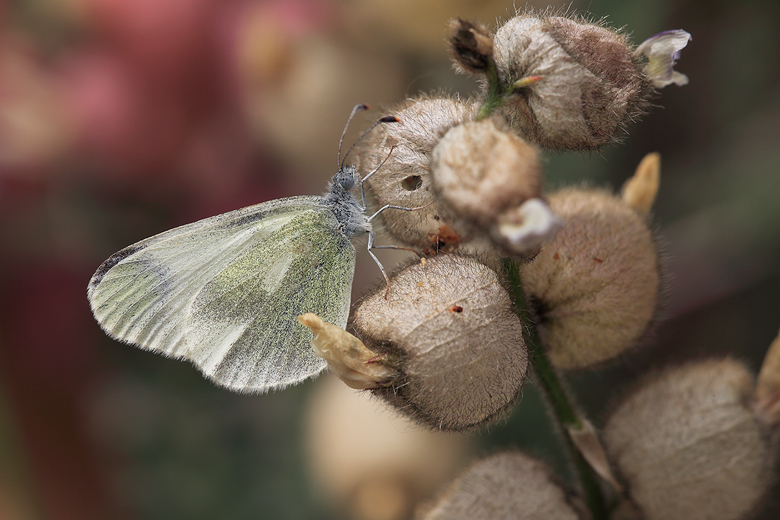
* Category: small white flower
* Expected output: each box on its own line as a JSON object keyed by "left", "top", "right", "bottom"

{"left": 495, "top": 198, "right": 562, "bottom": 253}
{"left": 636, "top": 30, "right": 692, "bottom": 88}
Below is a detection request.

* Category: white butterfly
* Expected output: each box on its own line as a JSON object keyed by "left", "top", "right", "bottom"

{"left": 88, "top": 105, "right": 403, "bottom": 393}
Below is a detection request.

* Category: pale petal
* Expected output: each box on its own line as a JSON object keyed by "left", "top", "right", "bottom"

{"left": 636, "top": 30, "right": 692, "bottom": 88}
{"left": 495, "top": 198, "right": 562, "bottom": 253}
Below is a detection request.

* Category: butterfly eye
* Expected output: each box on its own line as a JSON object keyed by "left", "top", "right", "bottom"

{"left": 334, "top": 166, "right": 358, "bottom": 190}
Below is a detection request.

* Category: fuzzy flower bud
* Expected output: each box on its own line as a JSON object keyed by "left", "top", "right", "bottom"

{"left": 431, "top": 118, "right": 541, "bottom": 226}
{"left": 361, "top": 95, "right": 479, "bottom": 249}
{"left": 350, "top": 255, "right": 528, "bottom": 431}
{"left": 519, "top": 156, "right": 661, "bottom": 368}
{"left": 418, "top": 452, "right": 580, "bottom": 520}
{"left": 492, "top": 13, "right": 656, "bottom": 150}
{"left": 305, "top": 377, "right": 470, "bottom": 520}
{"left": 430, "top": 117, "right": 560, "bottom": 254}
{"left": 604, "top": 359, "right": 778, "bottom": 520}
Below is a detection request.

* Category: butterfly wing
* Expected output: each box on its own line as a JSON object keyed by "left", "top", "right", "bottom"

{"left": 88, "top": 195, "right": 356, "bottom": 392}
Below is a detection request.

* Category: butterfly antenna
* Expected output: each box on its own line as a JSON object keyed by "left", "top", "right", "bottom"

{"left": 340, "top": 113, "right": 401, "bottom": 171}
{"left": 338, "top": 104, "right": 369, "bottom": 171}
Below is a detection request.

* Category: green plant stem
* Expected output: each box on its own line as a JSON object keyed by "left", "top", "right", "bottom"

{"left": 502, "top": 258, "right": 609, "bottom": 520}
{"left": 476, "top": 61, "right": 509, "bottom": 120}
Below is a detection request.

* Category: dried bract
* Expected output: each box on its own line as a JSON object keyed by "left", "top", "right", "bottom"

{"left": 350, "top": 255, "right": 528, "bottom": 431}
{"left": 448, "top": 18, "right": 494, "bottom": 74}
{"left": 621, "top": 152, "right": 661, "bottom": 218}
{"left": 298, "top": 313, "right": 395, "bottom": 390}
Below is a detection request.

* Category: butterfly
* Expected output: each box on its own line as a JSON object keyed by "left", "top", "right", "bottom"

{"left": 88, "top": 104, "right": 403, "bottom": 393}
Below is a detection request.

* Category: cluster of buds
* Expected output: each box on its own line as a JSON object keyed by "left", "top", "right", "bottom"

{"left": 302, "top": 152, "right": 662, "bottom": 437}
{"left": 311, "top": 9, "right": 687, "bottom": 432}
{"left": 361, "top": 12, "right": 689, "bottom": 252}
{"left": 291, "top": 8, "right": 780, "bottom": 520}
{"left": 363, "top": 97, "right": 560, "bottom": 254}
{"left": 412, "top": 335, "right": 780, "bottom": 520}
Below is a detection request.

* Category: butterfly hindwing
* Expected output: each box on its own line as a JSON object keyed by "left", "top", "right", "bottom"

{"left": 87, "top": 195, "right": 356, "bottom": 391}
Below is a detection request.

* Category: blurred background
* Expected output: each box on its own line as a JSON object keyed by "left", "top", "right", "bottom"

{"left": 1, "top": 0, "right": 779, "bottom": 519}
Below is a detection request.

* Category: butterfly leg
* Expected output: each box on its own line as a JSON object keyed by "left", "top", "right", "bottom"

{"left": 366, "top": 230, "right": 391, "bottom": 298}
{"left": 359, "top": 145, "right": 396, "bottom": 210}
{"left": 367, "top": 202, "right": 432, "bottom": 222}
{"left": 366, "top": 202, "right": 434, "bottom": 298}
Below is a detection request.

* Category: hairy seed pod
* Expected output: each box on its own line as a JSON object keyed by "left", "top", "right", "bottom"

{"left": 604, "top": 359, "right": 778, "bottom": 520}
{"left": 350, "top": 255, "right": 528, "bottom": 431}
{"left": 360, "top": 95, "right": 480, "bottom": 248}
{"left": 418, "top": 451, "right": 581, "bottom": 520}
{"left": 492, "top": 13, "right": 654, "bottom": 150}
{"left": 520, "top": 186, "right": 660, "bottom": 369}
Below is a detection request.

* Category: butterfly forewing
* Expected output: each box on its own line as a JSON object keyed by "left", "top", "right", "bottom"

{"left": 88, "top": 195, "right": 355, "bottom": 392}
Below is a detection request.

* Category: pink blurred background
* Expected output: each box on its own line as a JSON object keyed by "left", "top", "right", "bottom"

{"left": 1, "top": 0, "right": 779, "bottom": 519}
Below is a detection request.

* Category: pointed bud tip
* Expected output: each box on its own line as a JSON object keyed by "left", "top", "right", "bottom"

{"left": 756, "top": 328, "right": 780, "bottom": 425}
{"left": 622, "top": 152, "right": 661, "bottom": 216}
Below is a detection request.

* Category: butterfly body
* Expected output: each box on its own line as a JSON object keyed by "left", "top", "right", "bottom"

{"left": 88, "top": 166, "right": 371, "bottom": 392}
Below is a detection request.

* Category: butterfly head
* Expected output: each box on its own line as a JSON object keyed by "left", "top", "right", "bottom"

{"left": 333, "top": 164, "right": 360, "bottom": 192}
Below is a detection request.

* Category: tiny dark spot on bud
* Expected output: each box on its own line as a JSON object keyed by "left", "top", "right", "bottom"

{"left": 449, "top": 305, "right": 464, "bottom": 313}
{"left": 594, "top": 257, "right": 603, "bottom": 263}
{"left": 401, "top": 175, "right": 423, "bottom": 191}
{"left": 433, "top": 215, "right": 441, "bottom": 221}
{"left": 553, "top": 252, "right": 560, "bottom": 260}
